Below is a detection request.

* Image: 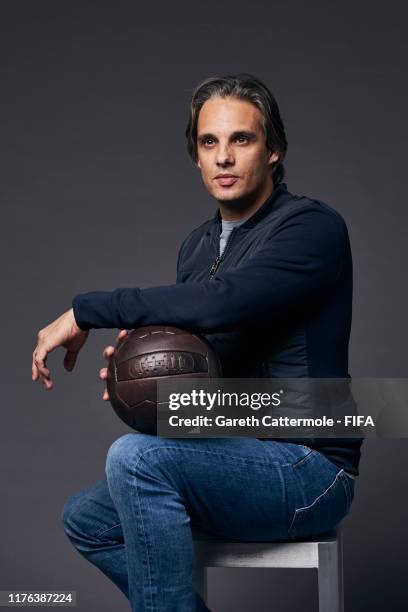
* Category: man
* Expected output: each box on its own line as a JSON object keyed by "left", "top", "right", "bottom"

{"left": 32, "top": 74, "right": 361, "bottom": 612}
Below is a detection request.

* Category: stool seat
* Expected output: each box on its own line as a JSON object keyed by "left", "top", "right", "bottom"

{"left": 193, "top": 527, "right": 344, "bottom": 611}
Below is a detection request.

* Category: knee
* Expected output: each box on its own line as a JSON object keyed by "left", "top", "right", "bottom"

{"left": 105, "top": 433, "right": 165, "bottom": 483}
{"left": 61, "top": 491, "right": 84, "bottom": 539}
{"left": 105, "top": 433, "right": 137, "bottom": 480}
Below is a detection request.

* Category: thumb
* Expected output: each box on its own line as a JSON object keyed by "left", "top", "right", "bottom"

{"left": 64, "top": 350, "right": 78, "bottom": 372}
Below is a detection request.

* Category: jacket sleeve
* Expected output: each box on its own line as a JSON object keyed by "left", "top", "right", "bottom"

{"left": 72, "top": 208, "right": 348, "bottom": 332}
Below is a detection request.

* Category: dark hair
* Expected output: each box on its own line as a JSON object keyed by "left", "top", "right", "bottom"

{"left": 185, "top": 73, "right": 288, "bottom": 184}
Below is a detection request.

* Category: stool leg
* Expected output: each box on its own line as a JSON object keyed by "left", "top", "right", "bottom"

{"left": 317, "top": 536, "right": 344, "bottom": 612}
{"left": 194, "top": 558, "right": 209, "bottom": 605}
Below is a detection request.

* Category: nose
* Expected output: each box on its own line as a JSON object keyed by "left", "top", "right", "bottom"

{"left": 215, "top": 141, "right": 234, "bottom": 167}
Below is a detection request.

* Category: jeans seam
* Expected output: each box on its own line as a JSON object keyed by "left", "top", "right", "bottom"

{"left": 132, "top": 452, "right": 156, "bottom": 612}
{"left": 132, "top": 444, "right": 299, "bottom": 468}
{"left": 341, "top": 472, "right": 353, "bottom": 507}
{"left": 109, "top": 450, "right": 157, "bottom": 612}
{"left": 291, "top": 449, "right": 315, "bottom": 469}
{"left": 300, "top": 469, "right": 344, "bottom": 513}
{"left": 288, "top": 468, "right": 345, "bottom": 536}
{"left": 94, "top": 522, "right": 122, "bottom": 539}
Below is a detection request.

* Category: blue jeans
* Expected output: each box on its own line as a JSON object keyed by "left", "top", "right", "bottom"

{"left": 61, "top": 435, "right": 355, "bottom": 612}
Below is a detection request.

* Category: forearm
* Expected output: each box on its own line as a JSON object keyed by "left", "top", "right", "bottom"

{"left": 72, "top": 209, "right": 346, "bottom": 333}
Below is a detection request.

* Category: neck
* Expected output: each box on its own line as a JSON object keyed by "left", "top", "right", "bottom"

{"left": 218, "top": 179, "right": 275, "bottom": 221}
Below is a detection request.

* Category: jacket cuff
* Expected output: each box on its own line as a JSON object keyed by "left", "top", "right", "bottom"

{"left": 72, "top": 291, "right": 116, "bottom": 330}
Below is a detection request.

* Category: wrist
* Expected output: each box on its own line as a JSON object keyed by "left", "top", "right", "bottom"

{"left": 69, "top": 307, "right": 86, "bottom": 333}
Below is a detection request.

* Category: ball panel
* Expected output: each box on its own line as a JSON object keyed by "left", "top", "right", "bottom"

{"left": 107, "top": 326, "right": 222, "bottom": 433}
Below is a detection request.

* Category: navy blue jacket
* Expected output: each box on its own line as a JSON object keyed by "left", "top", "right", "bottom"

{"left": 73, "top": 182, "right": 362, "bottom": 475}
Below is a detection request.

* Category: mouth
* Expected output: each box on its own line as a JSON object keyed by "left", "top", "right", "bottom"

{"left": 214, "top": 174, "right": 239, "bottom": 187}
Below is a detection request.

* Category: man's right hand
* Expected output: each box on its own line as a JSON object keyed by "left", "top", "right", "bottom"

{"left": 99, "top": 329, "right": 129, "bottom": 401}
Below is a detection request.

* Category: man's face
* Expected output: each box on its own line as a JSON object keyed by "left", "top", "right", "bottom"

{"left": 196, "top": 96, "right": 279, "bottom": 204}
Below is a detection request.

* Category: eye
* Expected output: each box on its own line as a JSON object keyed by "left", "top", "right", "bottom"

{"left": 203, "top": 137, "right": 215, "bottom": 146}
{"left": 235, "top": 134, "right": 249, "bottom": 143}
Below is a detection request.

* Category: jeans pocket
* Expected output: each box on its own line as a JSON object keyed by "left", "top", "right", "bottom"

{"left": 290, "top": 445, "right": 315, "bottom": 468}
{"left": 288, "top": 469, "right": 352, "bottom": 539}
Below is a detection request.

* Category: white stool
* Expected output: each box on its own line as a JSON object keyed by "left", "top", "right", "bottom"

{"left": 193, "top": 527, "right": 344, "bottom": 611}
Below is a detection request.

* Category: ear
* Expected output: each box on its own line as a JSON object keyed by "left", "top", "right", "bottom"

{"left": 268, "top": 150, "right": 279, "bottom": 166}
{"left": 196, "top": 158, "right": 201, "bottom": 169}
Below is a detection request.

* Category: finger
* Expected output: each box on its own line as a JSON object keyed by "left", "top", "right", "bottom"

{"left": 39, "top": 370, "right": 52, "bottom": 389}
{"left": 117, "top": 329, "right": 129, "bottom": 342}
{"left": 64, "top": 349, "right": 78, "bottom": 372}
{"left": 103, "top": 345, "right": 115, "bottom": 360}
{"left": 38, "top": 365, "right": 51, "bottom": 378}
{"left": 32, "top": 353, "right": 39, "bottom": 381}
{"left": 37, "top": 363, "right": 51, "bottom": 382}
{"left": 103, "top": 389, "right": 110, "bottom": 401}
{"left": 34, "top": 349, "right": 55, "bottom": 389}
{"left": 99, "top": 367, "right": 108, "bottom": 380}
{"left": 42, "top": 378, "right": 53, "bottom": 390}
{"left": 32, "top": 349, "right": 41, "bottom": 381}
{"left": 37, "top": 366, "right": 53, "bottom": 389}
{"left": 32, "top": 363, "right": 40, "bottom": 381}
{"left": 35, "top": 348, "right": 51, "bottom": 381}
{"left": 101, "top": 331, "right": 128, "bottom": 362}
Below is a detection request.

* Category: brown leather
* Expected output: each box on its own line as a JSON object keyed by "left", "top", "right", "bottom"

{"left": 107, "top": 326, "right": 221, "bottom": 434}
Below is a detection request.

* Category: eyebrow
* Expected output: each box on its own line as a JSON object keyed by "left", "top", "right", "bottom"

{"left": 197, "top": 130, "right": 257, "bottom": 144}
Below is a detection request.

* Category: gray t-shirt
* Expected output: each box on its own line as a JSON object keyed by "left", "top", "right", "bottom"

{"left": 220, "top": 217, "right": 248, "bottom": 257}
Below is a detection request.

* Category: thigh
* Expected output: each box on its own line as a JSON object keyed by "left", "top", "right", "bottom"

{"left": 62, "top": 479, "right": 124, "bottom": 545}
{"left": 106, "top": 434, "right": 344, "bottom": 542}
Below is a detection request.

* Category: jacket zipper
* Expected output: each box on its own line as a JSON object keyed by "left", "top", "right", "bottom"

{"left": 209, "top": 227, "right": 237, "bottom": 279}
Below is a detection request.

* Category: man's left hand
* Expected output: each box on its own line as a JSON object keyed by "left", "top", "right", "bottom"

{"left": 32, "top": 308, "right": 89, "bottom": 390}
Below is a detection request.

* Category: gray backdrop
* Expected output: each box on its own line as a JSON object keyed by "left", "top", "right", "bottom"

{"left": 1, "top": 1, "right": 407, "bottom": 610}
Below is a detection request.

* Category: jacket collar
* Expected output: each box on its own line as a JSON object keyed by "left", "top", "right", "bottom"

{"left": 212, "top": 182, "right": 288, "bottom": 229}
